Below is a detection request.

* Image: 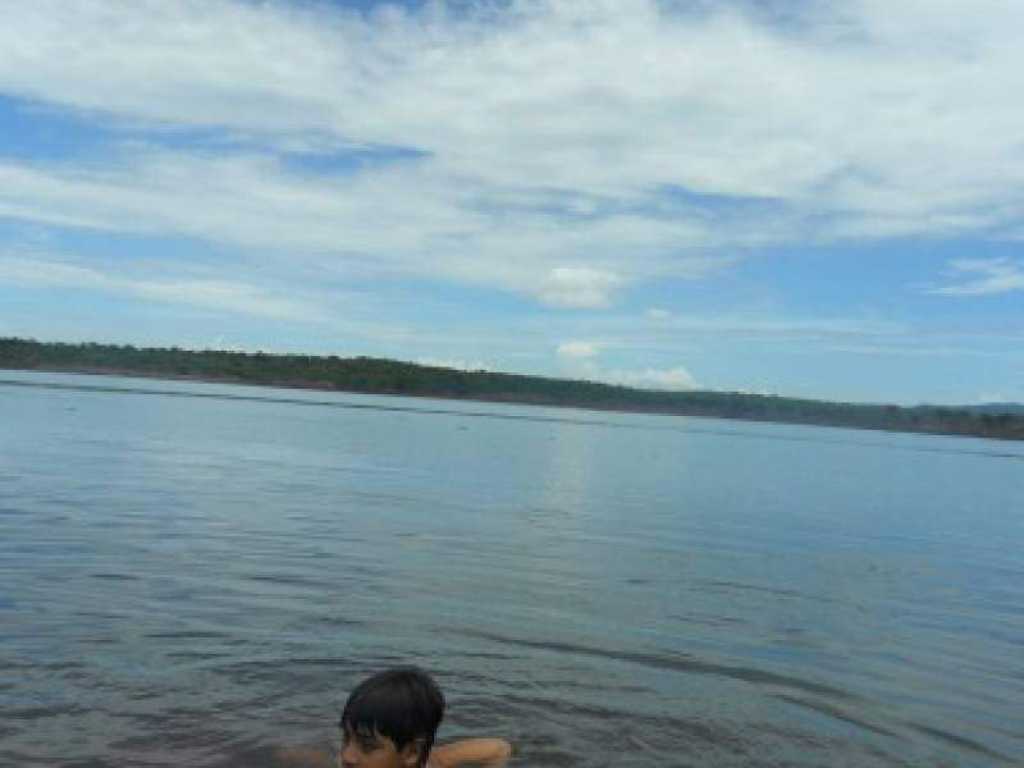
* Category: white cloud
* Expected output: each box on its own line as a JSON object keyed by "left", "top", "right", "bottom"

{"left": 0, "top": 252, "right": 327, "bottom": 322}
{"left": 602, "top": 366, "right": 698, "bottom": 391}
{"left": 635, "top": 311, "right": 907, "bottom": 339}
{"left": 537, "top": 267, "right": 621, "bottom": 309}
{"left": 825, "top": 343, "right": 1001, "bottom": 359}
{"left": 556, "top": 340, "right": 601, "bottom": 360}
{"left": 555, "top": 335, "right": 696, "bottom": 389}
{"left": 0, "top": 0, "right": 1023, "bottom": 310}
{"left": 416, "top": 357, "right": 490, "bottom": 371}
{"left": 927, "top": 257, "right": 1024, "bottom": 296}
{"left": 975, "top": 392, "right": 1023, "bottom": 405}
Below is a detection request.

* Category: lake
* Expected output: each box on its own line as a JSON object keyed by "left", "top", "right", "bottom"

{"left": 1, "top": 370, "right": 1022, "bottom": 767}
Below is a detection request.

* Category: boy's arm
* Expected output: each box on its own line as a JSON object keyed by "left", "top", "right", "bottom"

{"left": 430, "top": 738, "right": 513, "bottom": 767}
{"left": 273, "top": 746, "right": 333, "bottom": 767}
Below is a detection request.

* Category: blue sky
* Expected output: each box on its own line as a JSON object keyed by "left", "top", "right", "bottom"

{"left": 1, "top": 0, "right": 1022, "bottom": 405}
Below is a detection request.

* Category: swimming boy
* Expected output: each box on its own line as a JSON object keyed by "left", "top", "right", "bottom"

{"left": 278, "top": 666, "right": 512, "bottom": 768}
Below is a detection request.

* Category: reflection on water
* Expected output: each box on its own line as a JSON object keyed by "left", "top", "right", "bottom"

{"left": 1, "top": 371, "right": 1023, "bottom": 767}
{"left": 540, "top": 413, "right": 594, "bottom": 515}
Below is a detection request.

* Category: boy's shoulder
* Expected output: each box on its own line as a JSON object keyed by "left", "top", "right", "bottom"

{"left": 430, "top": 738, "right": 513, "bottom": 768}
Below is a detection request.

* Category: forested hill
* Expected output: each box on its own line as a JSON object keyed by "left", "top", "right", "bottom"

{"left": 3, "top": 337, "right": 1023, "bottom": 441}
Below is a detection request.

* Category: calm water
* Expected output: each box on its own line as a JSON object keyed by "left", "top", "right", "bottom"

{"left": 1, "top": 371, "right": 1023, "bottom": 767}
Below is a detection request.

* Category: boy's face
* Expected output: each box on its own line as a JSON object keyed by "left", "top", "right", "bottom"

{"left": 338, "top": 727, "right": 421, "bottom": 768}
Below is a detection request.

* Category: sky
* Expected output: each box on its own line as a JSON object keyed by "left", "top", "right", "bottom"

{"left": 1, "top": 0, "right": 1022, "bottom": 405}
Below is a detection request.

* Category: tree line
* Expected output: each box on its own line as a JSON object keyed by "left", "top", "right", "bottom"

{"left": 2, "top": 337, "right": 1022, "bottom": 441}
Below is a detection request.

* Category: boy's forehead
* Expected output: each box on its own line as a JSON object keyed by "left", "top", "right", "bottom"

{"left": 342, "top": 722, "right": 391, "bottom": 743}
{"left": 343, "top": 721, "right": 376, "bottom": 734}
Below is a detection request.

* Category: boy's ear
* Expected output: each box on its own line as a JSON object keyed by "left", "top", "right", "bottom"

{"left": 398, "top": 740, "right": 422, "bottom": 768}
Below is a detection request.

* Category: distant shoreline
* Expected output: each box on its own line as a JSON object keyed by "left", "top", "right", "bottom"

{"left": 2, "top": 337, "right": 1023, "bottom": 441}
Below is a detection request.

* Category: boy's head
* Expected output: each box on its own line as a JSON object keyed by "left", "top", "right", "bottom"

{"left": 339, "top": 666, "right": 445, "bottom": 768}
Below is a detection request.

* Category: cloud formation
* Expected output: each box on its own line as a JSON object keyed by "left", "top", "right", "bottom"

{"left": 603, "top": 366, "right": 698, "bottom": 391}
{"left": 928, "top": 258, "right": 1024, "bottom": 296}
{"left": 0, "top": 0, "right": 1022, "bottom": 309}
{"left": 0, "top": 252, "right": 328, "bottom": 322}
{"left": 557, "top": 340, "right": 601, "bottom": 360}
{"left": 556, "top": 337, "right": 697, "bottom": 390}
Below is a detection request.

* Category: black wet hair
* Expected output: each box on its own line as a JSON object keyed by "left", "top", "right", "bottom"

{"left": 340, "top": 666, "right": 445, "bottom": 767}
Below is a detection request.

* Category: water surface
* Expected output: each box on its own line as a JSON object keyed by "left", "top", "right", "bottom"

{"left": 1, "top": 371, "right": 1022, "bottom": 766}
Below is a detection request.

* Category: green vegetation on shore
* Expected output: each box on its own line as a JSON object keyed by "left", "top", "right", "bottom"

{"left": 3, "top": 337, "right": 1023, "bottom": 440}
